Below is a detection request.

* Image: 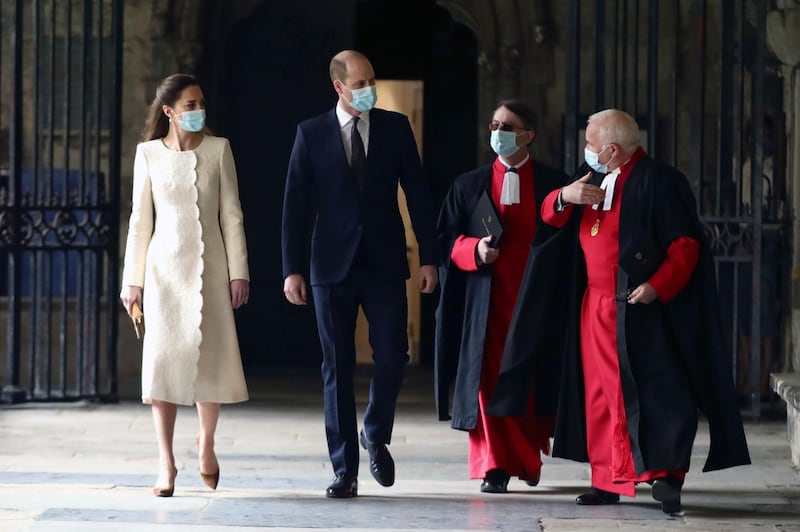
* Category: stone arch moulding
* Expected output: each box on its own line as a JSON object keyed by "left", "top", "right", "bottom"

{"left": 437, "top": 0, "right": 555, "bottom": 162}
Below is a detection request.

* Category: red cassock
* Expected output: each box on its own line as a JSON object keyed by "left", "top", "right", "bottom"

{"left": 542, "top": 148, "right": 698, "bottom": 496}
{"left": 450, "top": 157, "right": 553, "bottom": 480}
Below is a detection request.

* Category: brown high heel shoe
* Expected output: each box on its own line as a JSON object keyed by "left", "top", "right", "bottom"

{"left": 196, "top": 434, "right": 220, "bottom": 490}
{"left": 153, "top": 467, "right": 178, "bottom": 497}
{"left": 200, "top": 470, "right": 220, "bottom": 490}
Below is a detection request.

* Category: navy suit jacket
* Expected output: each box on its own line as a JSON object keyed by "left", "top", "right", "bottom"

{"left": 282, "top": 107, "right": 439, "bottom": 285}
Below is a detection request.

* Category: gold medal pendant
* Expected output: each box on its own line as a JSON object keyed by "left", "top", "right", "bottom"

{"left": 590, "top": 219, "right": 600, "bottom": 236}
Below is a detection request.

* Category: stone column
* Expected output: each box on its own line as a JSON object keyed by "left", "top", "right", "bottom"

{"left": 437, "top": 0, "right": 559, "bottom": 164}
{"left": 767, "top": 2, "right": 800, "bottom": 469}
{"left": 790, "top": 65, "right": 800, "bottom": 374}
{"left": 437, "top": 0, "right": 511, "bottom": 162}
{"left": 149, "top": 0, "right": 207, "bottom": 76}
{"left": 767, "top": 6, "right": 800, "bottom": 373}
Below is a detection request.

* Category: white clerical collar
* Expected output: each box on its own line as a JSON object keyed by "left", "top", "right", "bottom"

{"left": 592, "top": 166, "right": 621, "bottom": 211}
{"left": 498, "top": 155, "right": 528, "bottom": 206}
{"left": 499, "top": 154, "right": 529, "bottom": 169}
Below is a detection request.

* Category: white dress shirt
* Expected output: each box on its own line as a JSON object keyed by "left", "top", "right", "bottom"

{"left": 336, "top": 103, "right": 370, "bottom": 165}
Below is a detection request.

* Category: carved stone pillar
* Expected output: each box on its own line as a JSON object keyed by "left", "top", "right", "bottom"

{"left": 767, "top": 7, "right": 800, "bottom": 373}
{"left": 767, "top": 3, "right": 800, "bottom": 469}
{"left": 437, "top": 0, "right": 559, "bottom": 164}
{"left": 149, "top": 0, "right": 210, "bottom": 79}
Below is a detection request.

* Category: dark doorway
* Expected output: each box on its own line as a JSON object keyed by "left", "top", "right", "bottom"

{"left": 222, "top": 1, "right": 477, "bottom": 370}
{"left": 222, "top": 0, "right": 355, "bottom": 369}
{"left": 355, "top": 1, "right": 479, "bottom": 366}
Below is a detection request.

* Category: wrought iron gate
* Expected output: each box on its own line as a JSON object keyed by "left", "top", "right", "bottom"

{"left": 0, "top": 0, "right": 123, "bottom": 403}
{"left": 563, "top": 0, "right": 786, "bottom": 418}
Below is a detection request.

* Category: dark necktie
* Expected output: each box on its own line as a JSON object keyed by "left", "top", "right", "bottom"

{"left": 350, "top": 116, "right": 367, "bottom": 190}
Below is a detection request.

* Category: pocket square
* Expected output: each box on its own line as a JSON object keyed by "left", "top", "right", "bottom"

{"left": 130, "top": 301, "right": 145, "bottom": 340}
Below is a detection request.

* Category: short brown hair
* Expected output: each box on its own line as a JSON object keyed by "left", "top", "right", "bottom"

{"left": 495, "top": 99, "right": 538, "bottom": 131}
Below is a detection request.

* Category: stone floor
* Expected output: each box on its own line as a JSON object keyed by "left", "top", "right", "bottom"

{"left": 0, "top": 366, "right": 798, "bottom": 531}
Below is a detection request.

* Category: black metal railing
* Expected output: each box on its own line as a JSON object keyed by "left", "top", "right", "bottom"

{"left": 0, "top": 0, "right": 123, "bottom": 403}
{"left": 563, "top": 0, "right": 784, "bottom": 419}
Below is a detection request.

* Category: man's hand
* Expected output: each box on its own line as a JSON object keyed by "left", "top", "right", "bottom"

{"left": 627, "top": 282, "right": 658, "bottom": 304}
{"left": 476, "top": 235, "right": 499, "bottom": 265}
{"left": 560, "top": 171, "right": 606, "bottom": 205}
{"left": 283, "top": 273, "right": 307, "bottom": 305}
{"left": 418, "top": 265, "right": 438, "bottom": 293}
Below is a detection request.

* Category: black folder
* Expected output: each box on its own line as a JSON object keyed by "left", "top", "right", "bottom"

{"left": 467, "top": 190, "right": 504, "bottom": 247}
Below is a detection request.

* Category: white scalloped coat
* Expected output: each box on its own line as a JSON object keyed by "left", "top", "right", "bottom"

{"left": 121, "top": 136, "right": 249, "bottom": 405}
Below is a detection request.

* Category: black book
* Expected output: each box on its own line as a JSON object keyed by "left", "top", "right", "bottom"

{"left": 467, "top": 190, "right": 504, "bottom": 247}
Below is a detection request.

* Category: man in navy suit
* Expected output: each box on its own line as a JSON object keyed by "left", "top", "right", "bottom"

{"left": 282, "top": 49, "right": 439, "bottom": 498}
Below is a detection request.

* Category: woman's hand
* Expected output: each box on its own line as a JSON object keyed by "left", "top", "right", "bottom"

{"left": 120, "top": 285, "right": 143, "bottom": 316}
{"left": 231, "top": 279, "right": 250, "bottom": 309}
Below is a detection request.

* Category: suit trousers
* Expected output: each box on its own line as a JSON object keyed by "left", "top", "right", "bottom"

{"left": 312, "top": 272, "right": 409, "bottom": 477}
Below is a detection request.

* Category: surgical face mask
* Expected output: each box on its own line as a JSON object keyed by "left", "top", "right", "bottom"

{"left": 584, "top": 145, "right": 611, "bottom": 173}
{"left": 177, "top": 109, "right": 206, "bottom": 132}
{"left": 490, "top": 130, "right": 520, "bottom": 158}
{"left": 341, "top": 82, "right": 377, "bottom": 113}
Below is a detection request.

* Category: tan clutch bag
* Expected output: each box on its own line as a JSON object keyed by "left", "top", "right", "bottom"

{"left": 131, "top": 301, "right": 145, "bottom": 339}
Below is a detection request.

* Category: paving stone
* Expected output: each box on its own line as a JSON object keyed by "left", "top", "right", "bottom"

{"left": 0, "top": 367, "right": 797, "bottom": 531}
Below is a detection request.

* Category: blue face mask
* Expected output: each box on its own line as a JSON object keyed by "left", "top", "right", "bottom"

{"left": 178, "top": 109, "right": 206, "bottom": 132}
{"left": 341, "top": 82, "right": 377, "bottom": 113}
{"left": 584, "top": 145, "right": 611, "bottom": 173}
{"left": 490, "top": 130, "right": 520, "bottom": 158}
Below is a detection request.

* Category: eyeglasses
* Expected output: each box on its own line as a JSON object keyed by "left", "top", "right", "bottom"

{"left": 489, "top": 121, "right": 529, "bottom": 132}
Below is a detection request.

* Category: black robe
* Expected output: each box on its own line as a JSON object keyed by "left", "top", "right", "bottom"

{"left": 434, "top": 159, "right": 567, "bottom": 430}
{"left": 489, "top": 157, "right": 751, "bottom": 474}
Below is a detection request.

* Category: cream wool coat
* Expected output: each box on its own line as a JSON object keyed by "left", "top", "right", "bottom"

{"left": 121, "top": 136, "right": 249, "bottom": 406}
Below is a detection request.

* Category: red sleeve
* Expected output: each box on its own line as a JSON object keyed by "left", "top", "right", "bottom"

{"left": 450, "top": 235, "right": 481, "bottom": 271}
{"left": 647, "top": 236, "right": 700, "bottom": 303}
{"left": 542, "top": 188, "right": 573, "bottom": 227}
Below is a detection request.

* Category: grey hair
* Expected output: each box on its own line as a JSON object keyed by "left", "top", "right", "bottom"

{"left": 587, "top": 109, "right": 640, "bottom": 149}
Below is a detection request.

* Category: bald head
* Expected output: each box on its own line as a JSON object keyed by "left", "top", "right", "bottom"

{"left": 330, "top": 50, "right": 372, "bottom": 83}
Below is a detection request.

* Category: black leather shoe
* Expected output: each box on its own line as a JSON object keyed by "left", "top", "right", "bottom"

{"left": 360, "top": 429, "right": 395, "bottom": 487}
{"left": 651, "top": 476, "right": 683, "bottom": 514}
{"left": 480, "top": 468, "right": 510, "bottom": 493}
{"left": 522, "top": 471, "right": 541, "bottom": 487}
{"left": 326, "top": 475, "right": 358, "bottom": 498}
{"left": 576, "top": 487, "right": 620, "bottom": 505}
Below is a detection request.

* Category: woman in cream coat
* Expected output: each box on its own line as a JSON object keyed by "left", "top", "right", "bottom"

{"left": 120, "top": 73, "right": 250, "bottom": 497}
